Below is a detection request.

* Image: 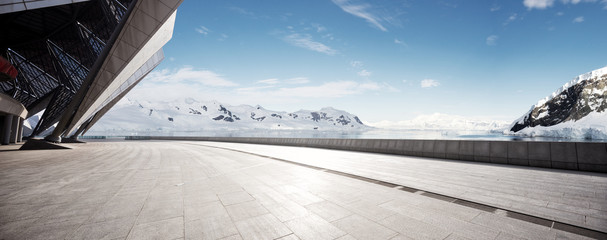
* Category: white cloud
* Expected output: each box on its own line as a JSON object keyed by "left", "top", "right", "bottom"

{"left": 350, "top": 61, "right": 363, "bottom": 68}
{"left": 381, "top": 82, "right": 400, "bottom": 92}
{"left": 218, "top": 34, "right": 229, "bottom": 41}
{"left": 128, "top": 68, "right": 396, "bottom": 108}
{"left": 322, "top": 33, "right": 335, "bottom": 41}
{"left": 556, "top": 11, "right": 564, "bottom": 16}
{"left": 486, "top": 35, "right": 499, "bottom": 46}
{"left": 283, "top": 33, "right": 337, "bottom": 55}
{"left": 257, "top": 78, "right": 279, "bottom": 85}
{"left": 286, "top": 77, "right": 310, "bottom": 84}
{"left": 230, "top": 7, "right": 256, "bottom": 18}
{"left": 331, "top": 0, "right": 388, "bottom": 31}
{"left": 562, "top": 0, "right": 595, "bottom": 4}
{"left": 235, "top": 86, "right": 274, "bottom": 93}
{"left": 237, "top": 81, "right": 382, "bottom": 98}
{"left": 504, "top": 13, "right": 518, "bottom": 25}
{"left": 490, "top": 5, "right": 501, "bottom": 11}
{"left": 256, "top": 77, "right": 310, "bottom": 85}
{"left": 312, "top": 23, "right": 327, "bottom": 33}
{"left": 573, "top": 16, "right": 585, "bottom": 22}
{"left": 357, "top": 69, "right": 372, "bottom": 77}
{"left": 145, "top": 67, "right": 237, "bottom": 87}
{"left": 525, "top": 0, "right": 602, "bottom": 9}
{"left": 195, "top": 26, "right": 210, "bottom": 35}
{"left": 420, "top": 79, "right": 440, "bottom": 88}
{"left": 523, "top": 0, "right": 555, "bottom": 9}
{"left": 394, "top": 38, "right": 408, "bottom": 47}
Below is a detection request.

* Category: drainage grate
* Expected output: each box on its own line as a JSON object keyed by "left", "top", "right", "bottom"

{"left": 420, "top": 192, "right": 457, "bottom": 203}
{"left": 506, "top": 211, "right": 553, "bottom": 228}
{"left": 452, "top": 199, "right": 496, "bottom": 213}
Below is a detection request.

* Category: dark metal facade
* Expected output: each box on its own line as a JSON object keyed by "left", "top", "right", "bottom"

{"left": 0, "top": 0, "right": 133, "bottom": 137}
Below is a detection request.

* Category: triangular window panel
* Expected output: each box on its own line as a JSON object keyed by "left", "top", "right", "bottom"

{"left": 6, "top": 49, "right": 60, "bottom": 100}
{"left": 47, "top": 40, "right": 90, "bottom": 91}
{"left": 77, "top": 22, "right": 106, "bottom": 58}
{"left": 103, "top": 0, "right": 129, "bottom": 24}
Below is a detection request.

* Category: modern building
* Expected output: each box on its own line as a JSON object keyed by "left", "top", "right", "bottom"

{"left": 0, "top": 0, "right": 183, "bottom": 143}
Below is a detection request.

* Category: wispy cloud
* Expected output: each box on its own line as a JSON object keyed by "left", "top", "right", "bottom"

{"left": 524, "top": 0, "right": 604, "bottom": 9}
{"left": 562, "top": 0, "right": 596, "bottom": 4}
{"left": 523, "top": 0, "right": 555, "bottom": 10}
{"left": 257, "top": 78, "right": 279, "bottom": 85}
{"left": 504, "top": 13, "right": 518, "bottom": 25}
{"left": 229, "top": 7, "right": 256, "bottom": 18}
{"left": 145, "top": 67, "right": 237, "bottom": 87}
{"left": 195, "top": 26, "right": 210, "bottom": 35}
{"left": 394, "top": 38, "right": 408, "bottom": 47}
{"left": 350, "top": 61, "right": 363, "bottom": 68}
{"left": 490, "top": 5, "right": 501, "bottom": 12}
{"left": 311, "top": 23, "right": 327, "bottom": 33}
{"left": 128, "top": 68, "right": 395, "bottom": 108}
{"left": 236, "top": 81, "right": 383, "bottom": 99}
{"left": 357, "top": 69, "right": 372, "bottom": 77}
{"left": 218, "top": 34, "right": 229, "bottom": 41}
{"left": 126, "top": 68, "right": 239, "bottom": 103}
{"left": 421, "top": 79, "right": 440, "bottom": 88}
{"left": 331, "top": 0, "right": 388, "bottom": 31}
{"left": 284, "top": 33, "right": 337, "bottom": 55}
{"left": 257, "top": 77, "right": 310, "bottom": 85}
{"left": 486, "top": 35, "right": 499, "bottom": 46}
{"left": 573, "top": 16, "right": 585, "bottom": 23}
{"left": 286, "top": 77, "right": 310, "bottom": 84}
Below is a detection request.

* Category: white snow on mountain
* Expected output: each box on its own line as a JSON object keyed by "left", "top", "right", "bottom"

{"left": 537, "top": 66, "right": 607, "bottom": 108}
{"left": 87, "top": 97, "right": 370, "bottom": 135}
{"left": 367, "top": 113, "right": 510, "bottom": 131}
{"left": 511, "top": 111, "right": 607, "bottom": 140}
{"left": 507, "top": 65, "right": 607, "bottom": 140}
{"left": 511, "top": 66, "right": 607, "bottom": 128}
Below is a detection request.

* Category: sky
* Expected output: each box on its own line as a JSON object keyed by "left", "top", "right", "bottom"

{"left": 125, "top": 0, "right": 607, "bottom": 124}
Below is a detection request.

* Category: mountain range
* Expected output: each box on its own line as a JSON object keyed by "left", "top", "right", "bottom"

{"left": 87, "top": 98, "right": 370, "bottom": 134}
{"left": 367, "top": 113, "right": 509, "bottom": 131}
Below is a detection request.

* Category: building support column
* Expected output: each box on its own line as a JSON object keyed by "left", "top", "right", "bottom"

{"left": 10, "top": 115, "right": 19, "bottom": 143}
{"left": 2, "top": 115, "right": 13, "bottom": 145}
{"left": 17, "top": 118, "right": 24, "bottom": 142}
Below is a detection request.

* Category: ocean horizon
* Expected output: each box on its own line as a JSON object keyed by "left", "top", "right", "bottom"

{"left": 83, "top": 128, "right": 607, "bottom": 142}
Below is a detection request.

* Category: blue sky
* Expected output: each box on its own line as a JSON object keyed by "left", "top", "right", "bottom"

{"left": 128, "top": 0, "right": 607, "bottom": 123}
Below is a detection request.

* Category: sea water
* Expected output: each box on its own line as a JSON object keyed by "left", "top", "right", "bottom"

{"left": 84, "top": 129, "right": 607, "bottom": 142}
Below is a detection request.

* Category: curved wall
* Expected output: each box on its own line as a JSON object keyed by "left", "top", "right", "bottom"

{"left": 125, "top": 136, "right": 607, "bottom": 173}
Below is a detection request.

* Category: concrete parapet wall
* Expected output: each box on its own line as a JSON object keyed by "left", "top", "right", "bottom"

{"left": 125, "top": 136, "right": 607, "bottom": 173}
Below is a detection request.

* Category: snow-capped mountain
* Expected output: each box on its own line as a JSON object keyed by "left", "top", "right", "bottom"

{"left": 508, "top": 66, "right": 607, "bottom": 139}
{"left": 88, "top": 97, "right": 369, "bottom": 134}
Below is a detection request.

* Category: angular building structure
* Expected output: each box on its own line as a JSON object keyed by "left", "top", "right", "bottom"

{"left": 0, "top": 0, "right": 183, "bottom": 143}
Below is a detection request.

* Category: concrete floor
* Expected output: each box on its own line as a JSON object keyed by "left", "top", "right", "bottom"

{"left": 0, "top": 140, "right": 605, "bottom": 239}
{"left": 196, "top": 141, "right": 607, "bottom": 233}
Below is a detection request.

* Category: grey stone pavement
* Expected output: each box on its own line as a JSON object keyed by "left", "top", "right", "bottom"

{"left": 0, "top": 140, "right": 605, "bottom": 239}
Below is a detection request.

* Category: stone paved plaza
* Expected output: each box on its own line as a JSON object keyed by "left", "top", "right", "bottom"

{"left": 0, "top": 140, "right": 606, "bottom": 239}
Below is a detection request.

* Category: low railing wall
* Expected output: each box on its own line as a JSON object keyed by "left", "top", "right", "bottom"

{"left": 125, "top": 136, "right": 607, "bottom": 173}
